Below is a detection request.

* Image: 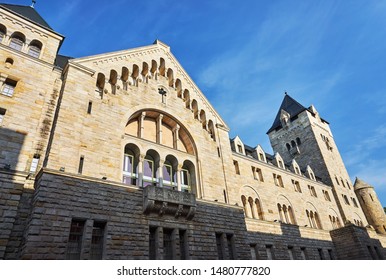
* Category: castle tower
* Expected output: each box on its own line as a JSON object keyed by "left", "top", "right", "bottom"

{"left": 354, "top": 178, "right": 386, "bottom": 234}
{"left": 267, "top": 94, "right": 367, "bottom": 224}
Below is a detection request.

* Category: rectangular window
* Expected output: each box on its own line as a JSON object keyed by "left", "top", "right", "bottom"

{"left": 266, "top": 245, "right": 274, "bottom": 260}
{"left": 90, "top": 221, "right": 106, "bottom": 260}
{"left": 233, "top": 160, "right": 240, "bottom": 175}
{"left": 78, "top": 156, "right": 84, "bottom": 174}
{"left": 143, "top": 159, "right": 154, "bottom": 185}
{"left": 252, "top": 166, "right": 257, "bottom": 180}
{"left": 29, "top": 155, "right": 40, "bottom": 173}
{"left": 0, "top": 108, "right": 5, "bottom": 124}
{"left": 318, "top": 248, "right": 324, "bottom": 260}
{"left": 308, "top": 185, "right": 317, "bottom": 197}
{"left": 256, "top": 168, "right": 264, "bottom": 181}
{"left": 163, "top": 228, "right": 173, "bottom": 260}
{"left": 87, "top": 101, "right": 92, "bottom": 114}
{"left": 66, "top": 219, "right": 85, "bottom": 260}
{"left": 179, "top": 230, "right": 187, "bottom": 260}
{"left": 250, "top": 244, "right": 257, "bottom": 260}
{"left": 288, "top": 246, "right": 294, "bottom": 260}
{"left": 216, "top": 233, "right": 224, "bottom": 260}
{"left": 237, "top": 144, "right": 243, "bottom": 153}
{"left": 226, "top": 234, "right": 235, "bottom": 260}
{"left": 328, "top": 249, "right": 334, "bottom": 260}
{"left": 259, "top": 153, "right": 264, "bottom": 161}
{"left": 274, "top": 174, "right": 284, "bottom": 188}
{"left": 149, "top": 227, "right": 157, "bottom": 260}
{"left": 292, "top": 179, "right": 301, "bottom": 192}
{"left": 323, "top": 190, "right": 331, "bottom": 201}
{"left": 295, "top": 167, "right": 300, "bottom": 175}
{"left": 1, "top": 79, "right": 17, "bottom": 97}
{"left": 278, "top": 161, "right": 284, "bottom": 169}
{"left": 300, "top": 247, "right": 307, "bottom": 260}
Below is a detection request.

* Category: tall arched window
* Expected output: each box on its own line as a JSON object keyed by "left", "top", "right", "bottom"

{"left": 255, "top": 198, "right": 264, "bottom": 220}
{"left": 28, "top": 40, "right": 42, "bottom": 58}
{"left": 143, "top": 150, "right": 160, "bottom": 188}
{"left": 123, "top": 144, "right": 140, "bottom": 186}
{"left": 163, "top": 155, "right": 178, "bottom": 190}
{"left": 181, "top": 160, "right": 196, "bottom": 193}
{"left": 9, "top": 32, "right": 25, "bottom": 51}
{"left": 0, "top": 24, "right": 6, "bottom": 43}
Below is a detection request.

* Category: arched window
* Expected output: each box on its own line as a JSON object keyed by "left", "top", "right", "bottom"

{"left": 181, "top": 160, "right": 196, "bottom": 193}
{"left": 159, "top": 58, "right": 166, "bottom": 77}
{"left": 143, "top": 150, "right": 160, "bottom": 188}
{"left": 121, "top": 67, "right": 129, "bottom": 90}
{"left": 286, "top": 143, "right": 291, "bottom": 151}
{"left": 163, "top": 155, "right": 178, "bottom": 190}
{"left": 191, "top": 100, "right": 199, "bottom": 120}
{"left": 296, "top": 137, "right": 301, "bottom": 145}
{"left": 109, "top": 69, "right": 118, "bottom": 94}
{"left": 167, "top": 68, "right": 174, "bottom": 87}
{"left": 9, "top": 32, "right": 25, "bottom": 51}
{"left": 175, "top": 79, "right": 182, "bottom": 97}
{"left": 242, "top": 195, "right": 251, "bottom": 218}
{"left": 183, "top": 90, "right": 190, "bottom": 109}
{"left": 255, "top": 198, "right": 264, "bottom": 220}
{"left": 28, "top": 40, "right": 42, "bottom": 58}
{"left": 0, "top": 24, "right": 6, "bottom": 43}
{"left": 96, "top": 73, "right": 105, "bottom": 97}
{"left": 208, "top": 120, "right": 216, "bottom": 141}
{"left": 200, "top": 110, "right": 207, "bottom": 129}
{"left": 131, "top": 64, "right": 139, "bottom": 86}
{"left": 291, "top": 140, "right": 296, "bottom": 148}
{"left": 142, "top": 62, "right": 149, "bottom": 83}
{"left": 150, "top": 60, "right": 157, "bottom": 79}
{"left": 123, "top": 143, "right": 140, "bottom": 186}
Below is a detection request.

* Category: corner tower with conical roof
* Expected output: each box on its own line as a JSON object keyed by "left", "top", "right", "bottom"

{"left": 354, "top": 178, "right": 386, "bottom": 234}
{"left": 267, "top": 94, "right": 367, "bottom": 225}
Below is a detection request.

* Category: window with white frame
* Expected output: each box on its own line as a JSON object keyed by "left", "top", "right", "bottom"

{"left": 123, "top": 153, "right": 137, "bottom": 185}
{"left": 9, "top": 34, "right": 24, "bottom": 51}
{"left": 28, "top": 40, "right": 42, "bottom": 58}
{"left": 143, "top": 156, "right": 156, "bottom": 187}
{"left": 163, "top": 163, "right": 176, "bottom": 190}
{"left": 181, "top": 169, "right": 190, "bottom": 192}
{"left": 1, "top": 78, "right": 17, "bottom": 97}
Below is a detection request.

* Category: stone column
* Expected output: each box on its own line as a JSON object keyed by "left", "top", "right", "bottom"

{"left": 138, "top": 154, "right": 145, "bottom": 187}
{"left": 176, "top": 165, "right": 182, "bottom": 192}
{"left": 157, "top": 114, "right": 163, "bottom": 144}
{"left": 158, "top": 160, "right": 164, "bottom": 188}
{"left": 173, "top": 124, "right": 180, "bottom": 150}
{"left": 138, "top": 112, "right": 146, "bottom": 138}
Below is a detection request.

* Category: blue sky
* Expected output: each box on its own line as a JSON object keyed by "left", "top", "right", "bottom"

{"left": 9, "top": 0, "right": 386, "bottom": 206}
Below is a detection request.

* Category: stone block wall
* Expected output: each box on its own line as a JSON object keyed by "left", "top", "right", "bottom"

{"left": 330, "top": 224, "right": 384, "bottom": 260}
{"left": 20, "top": 169, "right": 251, "bottom": 260}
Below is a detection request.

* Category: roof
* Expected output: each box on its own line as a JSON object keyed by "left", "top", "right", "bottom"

{"left": 267, "top": 94, "right": 308, "bottom": 134}
{"left": 0, "top": 3, "right": 53, "bottom": 31}
{"left": 55, "top": 54, "right": 73, "bottom": 69}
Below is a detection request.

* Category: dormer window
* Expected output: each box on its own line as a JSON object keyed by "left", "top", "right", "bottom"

{"left": 237, "top": 144, "right": 243, "bottom": 154}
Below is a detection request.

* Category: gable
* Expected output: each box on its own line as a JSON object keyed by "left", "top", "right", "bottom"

{"left": 69, "top": 40, "right": 228, "bottom": 130}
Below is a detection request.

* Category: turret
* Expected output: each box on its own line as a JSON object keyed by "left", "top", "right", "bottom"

{"left": 354, "top": 178, "right": 386, "bottom": 234}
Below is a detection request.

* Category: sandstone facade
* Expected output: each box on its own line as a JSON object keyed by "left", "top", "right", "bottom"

{"left": 0, "top": 3, "right": 385, "bottom": 260}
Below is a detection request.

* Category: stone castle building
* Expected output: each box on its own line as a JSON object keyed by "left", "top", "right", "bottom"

{"left": 0, "top": 3, "right": 385, "bottom": 260}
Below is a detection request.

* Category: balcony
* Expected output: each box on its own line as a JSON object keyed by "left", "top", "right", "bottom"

{"left": 143, "top": 185, "right": 196, "bottom": 220}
